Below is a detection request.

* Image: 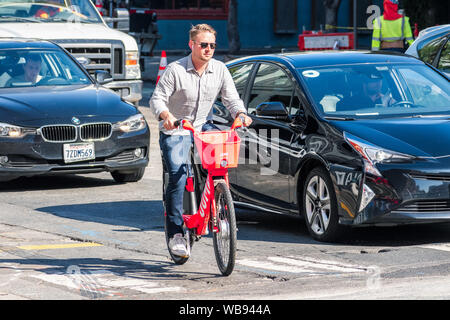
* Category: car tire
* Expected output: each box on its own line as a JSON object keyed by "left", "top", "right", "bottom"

{"left": 303, "top": 167, "right": 343, "bottom": 242}
{"left": 111, "top": 167, "right": 145, "bottom": 183}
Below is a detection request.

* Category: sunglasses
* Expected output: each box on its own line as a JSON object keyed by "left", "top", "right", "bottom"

{"left": 194, "top": 41, "right": 217, "bottom": 49}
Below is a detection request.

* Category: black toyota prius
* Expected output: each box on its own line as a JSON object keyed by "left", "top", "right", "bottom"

{"left": 193, "top": 50, "right": 450, "bottom": 242}
{"left": 0, "top": 39, "right": 149, "bottom": 183}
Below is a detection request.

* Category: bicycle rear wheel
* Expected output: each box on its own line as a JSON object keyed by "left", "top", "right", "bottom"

{"left": 212, "top": 181, "right": 237, "bottom": 276}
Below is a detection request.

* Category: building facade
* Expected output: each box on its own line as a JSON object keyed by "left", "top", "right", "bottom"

{"left": 148, "top": 0, "right": 386, "bottom": 52}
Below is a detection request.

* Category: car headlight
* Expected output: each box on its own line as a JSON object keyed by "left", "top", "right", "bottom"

{"left": 344, "top": 132, "right": 415, "bottom": 176}
{"left": 0, "top": 122, "right": 33, "bottom": 138}
{"left": 113, "top": 114, "right": 146, "bottom": 132}
{"left": 125, "top": 51, "right": 141, "bottom": 79}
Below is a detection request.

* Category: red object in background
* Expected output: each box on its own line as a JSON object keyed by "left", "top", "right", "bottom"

{"left": 298, "top": 32, "right": 354, "bottom": 51}
{"left": 156, "top": 50, "right": 167, "bottom": 84}
{"left": 95, "top": 0, "right": 103, "bottom": 16}
{"left": 414, "top": 23, "right": 419, "bottom": 38}
{"left": 383, "top": 0, "right": 402, "bottom": 21}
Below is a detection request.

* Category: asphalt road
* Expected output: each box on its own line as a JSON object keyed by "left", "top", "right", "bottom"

{"left": 1, "top": 84, "right": 450, "bottom": 303}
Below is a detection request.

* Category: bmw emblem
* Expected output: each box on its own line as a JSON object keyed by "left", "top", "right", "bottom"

{"left": 71, "top": 117, "right": 81, "bottom": 125}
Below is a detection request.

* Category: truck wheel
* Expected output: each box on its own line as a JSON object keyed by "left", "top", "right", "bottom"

{"left": 111, "top": 167, "right": 145, "bottom": 183}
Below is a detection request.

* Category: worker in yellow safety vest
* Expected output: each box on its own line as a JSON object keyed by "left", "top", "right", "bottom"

{"left": 372, "top": 0, "right": 414, "bottom": 53}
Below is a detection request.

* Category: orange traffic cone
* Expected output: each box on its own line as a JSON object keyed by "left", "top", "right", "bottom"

{"left": 156, "top": 50, "right": 167, "bottom": 84}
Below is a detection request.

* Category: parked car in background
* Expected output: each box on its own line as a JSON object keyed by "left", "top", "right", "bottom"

{"left": 406, "top": 24, "right": 450, "bottom": 78}
{"left": 0, "top": 0, "right": 142, "bottom": 105}
{"left": 193, "top": 50, "right": 450, "bottom": 242}
{"left": 0, "top": 39, "right": 149, "bottom": 183}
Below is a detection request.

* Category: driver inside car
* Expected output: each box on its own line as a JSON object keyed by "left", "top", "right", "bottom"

{"left": 337, "top": 73, "right": 396, "bottom": 111}
{"left": 6, "top": 53, "right": 43, "bottom": 86}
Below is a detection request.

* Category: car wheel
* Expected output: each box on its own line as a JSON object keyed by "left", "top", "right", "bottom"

{"left": 303, "top": 167, "right": 343, "bottom": 242}
{"left": 111, "top": 167, "right": 145, "bottom": 183}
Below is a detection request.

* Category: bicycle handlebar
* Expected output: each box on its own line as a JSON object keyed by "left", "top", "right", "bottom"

{"left": 175, "top": 115, "right": 245, "bottom": 133}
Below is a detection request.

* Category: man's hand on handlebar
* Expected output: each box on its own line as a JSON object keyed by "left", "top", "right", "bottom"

{"left": 237, "top": 112, "right": 252, "bottom": 127}
{"left": 160, "top": 111, "right": 178, "bottom": 130}
{"left": 162, "top": 111, "right": 251, "bottom": 131}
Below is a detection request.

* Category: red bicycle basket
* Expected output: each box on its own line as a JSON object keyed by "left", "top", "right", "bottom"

{"left": 193, "top": 130, "right": 241, "bottom": 170}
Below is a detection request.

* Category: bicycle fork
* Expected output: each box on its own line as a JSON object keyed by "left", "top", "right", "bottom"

{"left": 183, "top": 170, "right": 228, "bottom": 237}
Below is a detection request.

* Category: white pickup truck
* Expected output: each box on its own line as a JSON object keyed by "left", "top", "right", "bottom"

{"left": 0, "top": 0, "right": 142, "bottom": 105}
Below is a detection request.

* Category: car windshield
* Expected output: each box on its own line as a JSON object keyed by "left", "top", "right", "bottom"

{"left": 0, "top": 48, "right": 92, "bottom": 88}
{"left": 300, "top": 63, "right": 450, "bottom": 119}
{"left": 0, "top": 0, "right": 103, "bottom": 24}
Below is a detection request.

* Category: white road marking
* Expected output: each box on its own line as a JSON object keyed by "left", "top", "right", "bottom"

{"left": 418, "top": 243, "right": 450, "bottom": 252}
{"left": 30, "top": 270, "right": 185, "bottom": 297}
{"left": 270, "top": 256, "right": 367, "bottom": 273}
{"left": 237, "top": 258, "right": 318, "bottom": 274}
{"left": 237, "top": 256, "right": 367, "bottom": 275}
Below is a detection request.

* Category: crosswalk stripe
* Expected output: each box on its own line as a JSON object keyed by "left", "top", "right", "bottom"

{"left": 418, "top": 244, "right": 450, "bottom": 252}
{"left": 269, "top": 256, "right": 367, "bottom": 273}
{"left": 238, "top": 256, "right": 367, "bottom": 274}
{"left": 237, "top": 258, "right": 317, "bottom": 274}
{"left": 30, "top": 270, "right": 185, "bottom": 297}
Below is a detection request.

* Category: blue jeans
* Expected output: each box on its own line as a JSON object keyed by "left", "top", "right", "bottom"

{"left": 160, "top": 122, "right": 219, "bottom": 238}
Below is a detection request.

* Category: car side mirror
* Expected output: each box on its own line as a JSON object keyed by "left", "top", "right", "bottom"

{"left": 95, "top": 70, "right": 113, "bottom": 85}
{"left": 256, "top": 102, "right": 288, "bottom": 120}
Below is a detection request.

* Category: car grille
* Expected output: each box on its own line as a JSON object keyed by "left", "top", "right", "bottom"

{"left": 80, "top": 123, "right": 112, "bottom": 141}
{"left": 40, "top": 125, "right": 77, "bottom": 142}
{"left": 394, "top": 200, "right": 450, "bottom": 213}
{"left": 40, "top": 123, "right": 112, "bottom": 142}
{"left": 53, "top": 40, "right": 124, "bottom": 77}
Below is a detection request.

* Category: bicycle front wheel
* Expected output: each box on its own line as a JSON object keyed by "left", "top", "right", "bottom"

{"left": 212, "top": 181, "right": 237, "bottom": 276}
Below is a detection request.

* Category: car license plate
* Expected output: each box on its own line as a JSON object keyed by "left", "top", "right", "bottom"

{"left": 63, "top": 143, "right": 95, "bottom": 163}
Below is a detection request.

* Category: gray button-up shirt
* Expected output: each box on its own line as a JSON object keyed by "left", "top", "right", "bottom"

{"left": 149, "top": 54, "right": 246, "bottom": 135}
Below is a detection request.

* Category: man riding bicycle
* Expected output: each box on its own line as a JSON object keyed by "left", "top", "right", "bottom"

{"left": 149, "top": 23, "right": 252, "bottom": 258}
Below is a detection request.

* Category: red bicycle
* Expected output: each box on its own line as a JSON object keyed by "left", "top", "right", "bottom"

{"left": 163, "top": 117, "right": 243, "bottom": 276}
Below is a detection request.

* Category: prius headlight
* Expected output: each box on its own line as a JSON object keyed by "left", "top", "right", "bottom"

{"left": 0, "top": 122, "right": 34, "bottom": 138}
{"left": 113, "top": 114, "right": 146, "bottom": 133}
{"left": 344, "top": 132, "right": 415, "bottom": 176}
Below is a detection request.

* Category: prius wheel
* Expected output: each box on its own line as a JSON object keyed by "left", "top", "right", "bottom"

{"left": 303, "top": 167, "right": 342, "bottom": 242}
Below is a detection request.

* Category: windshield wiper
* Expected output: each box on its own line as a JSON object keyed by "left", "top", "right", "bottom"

{"left": 0, "top": 16, "right": 42, "bottom": 23}
{"left": 324, "top": 116, "right": 355, "bottom": 121}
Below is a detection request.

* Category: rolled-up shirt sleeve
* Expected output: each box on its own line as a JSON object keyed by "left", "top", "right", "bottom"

{"left": 220, "top": 65, "right": 246, "bottom": 118}
{"left": 149, "top": 65, "right": 175, "bottom": 120}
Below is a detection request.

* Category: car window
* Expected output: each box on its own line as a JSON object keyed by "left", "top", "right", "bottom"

{"left": 247, "top": 63, "right": 293, "bottom": 115}
{"left": 437, "top": 39, "right": 450, "bottom": 73}
{"left": 289, "top": 89, "right": 305, "bottom": 116}
{"left": 397, "top": 67, "right": 450, "bottom": 108}
{"left": 300, "top": 63, "right": 450, "bottom": 118}
{"left": 418, "top": 35, "right": 447, "bottom": 65}
{"left": 0, "top": 49, "right": 91, "bottom": 88}
{"left": 228, "top": 63, "right": 253, "bottom": 100}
